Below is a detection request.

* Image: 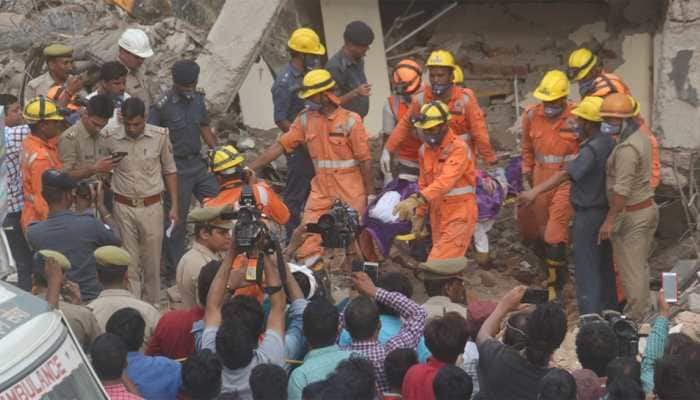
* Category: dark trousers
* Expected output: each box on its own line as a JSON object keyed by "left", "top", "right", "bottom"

{"left": 284, "top": 147, "right": 314, "bottom": 237}
{"left": 163, "top": 159, "right": 219, "bottom": 278}
{"left": 3, "top": 211, "right": 33, "bottom": 291}
{"left": 572, "top": 207, "right": 619, "bottom": 315}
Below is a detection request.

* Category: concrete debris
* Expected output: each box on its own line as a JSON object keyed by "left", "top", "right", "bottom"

{"left": 674, "top": 311, "right": 700, "bottom": 341}
{"left": 238, "top": 137, "right": 256, "bottom": 151}
{"left": 689, "top": 292, "right": 700, "bottom": 313}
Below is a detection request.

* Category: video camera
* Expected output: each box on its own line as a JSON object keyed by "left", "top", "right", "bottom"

{"left": 306, "top": 200, "right": 360, "bottom": 249}
{"left": 581, "top": 311, "right": 639, "bottom": 357}
{"left": 220, "top": 185, "right": 274, "bottom": 256}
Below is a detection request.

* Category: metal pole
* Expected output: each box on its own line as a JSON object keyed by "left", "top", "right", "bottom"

{"left": 385, "top": 1, "right": 459, "bottom": 53}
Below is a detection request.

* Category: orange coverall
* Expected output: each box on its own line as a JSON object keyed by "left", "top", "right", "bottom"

{"left": 204, "top": 179, "right": 290, "bottom": 303}
{"left": 278, "top": 107, "right": 371, "bottom": 260}
{"left": 518, "top": 103, "right": 579, "bottom": 245}
{"left": 384, "top": 94, "right": 422, "bottom": 172}
{"left": 385, "top": 85, "right": 496, "bottom": 166}
{"left": 20, "top": 134, "right": 62, "bottom": 230}
{"left": 417, "top": 128, "right": 478, "bottom": 260}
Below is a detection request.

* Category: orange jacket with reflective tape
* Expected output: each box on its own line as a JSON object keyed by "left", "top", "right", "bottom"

{"left": 20, "top": 134, "right": 62, "bottom": 230}
{"left": 521, "top": 103, "right": 580, "bottom": 177}
{"left": 385, "top": 85, "right": 496, "bottom": 164}
{"left": 584, "top": 72, "right": 631, "bottom": 98}
{"left": 386, "top": 94, "right": 422, "bottom": 163}
{"left": 417, "top": 129, "right": 476, "bottom": 214}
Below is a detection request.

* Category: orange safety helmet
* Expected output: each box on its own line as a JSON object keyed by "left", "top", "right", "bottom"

{"left": 391, "top": 59, "right": 422, "bottom": 95}
{"left": 599, "top": 93, "right": 635, "bottom": 119}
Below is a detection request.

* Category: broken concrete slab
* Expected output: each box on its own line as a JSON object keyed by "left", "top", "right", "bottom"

{"left": 672, "top": 259, "right": 700, "bottom": 290}
{"left": 238, "top": 57, "right": 277, "bottom": 130}
{"left": 320, "top": 0, "right": 391, "bottom": 138}
{"left": 196, "top": 0, "right": 287, "bottom": 116}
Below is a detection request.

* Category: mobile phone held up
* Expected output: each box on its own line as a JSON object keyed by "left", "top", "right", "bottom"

{"left": 351, "top": 261, "right": 379, "bottom": 283}
{"left": 521, "top": 288, "right": 549, "bottom": 304}
{"left": 111, "top": 151, "right": 128, "bottom": 160}
{"left": 662, "top": 272, "right": 678, "bottom": 303}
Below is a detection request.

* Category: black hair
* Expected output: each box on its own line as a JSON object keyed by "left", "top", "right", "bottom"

{"left": 0, "top": 93, "right": 18, "bottom": 107}
{"left": 181, "top": 349, "right": 222, "bottom": 400}
{"left": 537, "top": 368, "right": 576, "bottom": 400}
{"left": 302, "top": 380, "right": 329, "bottom": 400}
{"left": 41, "top": 184, "right": 66, "bottom": 205}
{"left": 122, "top": 97, "right": 145, "bottom": 119}
{"left": 215, "top": 317, "right": 257, "bottom": 370}
{"left": 194, "top": 223, "right": 214, "bottom": 240}
{"left": 221, "top": 295, "right": 264, "bottom": 338}
{"left": 433, "top": 365, "right": 473, "bottom": 400}
{"left": 197, "top": 260, "right": 221, "bottom": 307}
{"left": 575, "top": 322, "right": 618, "bottom": 377}
{"left": 524, "top": 302, "right": 567, "bottom": 367}
{"left": 250, "top": 363, "right": 288, "bottom": 400}
{"left": 99, "top": 61, "right": 128, "bottom": 82}
{"left": 322, "top": 356, "right": 376, "bottom": 400}
{"left": 344, "top": 296, "right": 380, "bottom": 342}
{"left": 90, "top": 333, "right": 127, "bottom": 381}
{"left": 96, "top": 265, "right": 126, "bottom": 286}
{"left": 653, "top": 351, "right": 698, "bottom": 400}
{"left": 377, "top": 272, "right": 412, "bottom": 316}
{"left": 424, "top": 312, "right": 469, "bottom": 364}
{"left": 423, "top": 277, "right": 459, "bottom": 298}
{"left": 503, "top": 311, "right": 529, "bottom": 350}
{"left": 105, "top": 307, "right": 145, "bottom": 352}
{"left": 665, "top": 333, "right": 694, "bottom": 356}
{"left": 86, "top": 94, "right": 114, "bottom": 119}
{"left": 303, "top": 298, "right": 340, "bottom": 348}
{"left": 606, "top": 357, "right": 641, "bottom": 386}
{"left": 607, "top": 376, "right": 644, "bottom": 400}
{"left": 293, "top": 271, "right": 311, "bottom": 299}
{"left": 384, "top": 348, "right": 418, "bottom": 391}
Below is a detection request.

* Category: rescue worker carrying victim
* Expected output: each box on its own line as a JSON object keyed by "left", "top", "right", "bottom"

{"left": 383, "top": 50, "right": 496, "bottom": 176}
{"left": 392, "top": 100, "right": 477, "bottom": 265}
{"left": 518, "top": 70, "right": 579, "bottom": 301}
{"left": 249, "top": 69, "right": 374, "bottom": 261}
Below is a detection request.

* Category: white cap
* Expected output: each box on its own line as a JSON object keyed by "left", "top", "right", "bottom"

{"left": 289, "top": 263, "right": 317, "bottom": 300}
{"left": 118, "top": 28, "right": 154, "bottom": 59}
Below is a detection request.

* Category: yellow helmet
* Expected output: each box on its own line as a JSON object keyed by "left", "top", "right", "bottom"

{"left": 453, "top": 65, "right": 464, "bottom": 85}
{"left": 572, "top": 96, "right": 604, "bottom": 122}
{"left": 426, "top": 50, "right": 455, "bottom": 69}
{"left": 567, "top": 48, "right": 598, "bottom": 81}
{"left": 413, "top": 100, "right": 451, "bottom": 130}
{"left": 628, "top": 95, "right": 641, "bottom": 117}
{"left": 288, "top": 28, "right": 326, "bottom": 56}
{"left": 533, "top": 70, "right": 569, "bottom": 102}
{"left": 22, "top": 96, "right": 65, "bottom": 122}
{"left": 298, "top": 69, "right": 335, "bottom": 99}
{"left": 209, "top": 145, "right": 245, "bottom": 173}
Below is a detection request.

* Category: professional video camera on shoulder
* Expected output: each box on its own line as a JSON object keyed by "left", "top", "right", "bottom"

{"left": 581, "top": 310, "right": 639, "bottom": 357}
{"left": 306, "top": 199, "right": 360, "bottom": 249}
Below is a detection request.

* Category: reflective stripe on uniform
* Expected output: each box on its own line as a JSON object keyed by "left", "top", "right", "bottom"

{"left": 313, "top": 159, "right": 359, "bottom": 169}
{"left": 256, "top": 185, "right": 269, "bottom": 206}
{"left": 446, "top": 185, "right": 475, "bottom": 196}
{"left": 458, "top": 132, "right": 472, "bottom": 141}
{"left": 535, "top": 153, "right": 578, "bottom": 163}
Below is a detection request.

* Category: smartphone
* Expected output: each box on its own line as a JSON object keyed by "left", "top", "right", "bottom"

{"left": 521, "top": 288, "right": 549, "bottom": 304}
{"left": 662, "top": 272, "right": 678, "bottom": 303}
{"left": 111, "top": 151, "right": 128, "bottom": 159}
{"left": 351, "top": 261, "right": 379, "bottom": 283}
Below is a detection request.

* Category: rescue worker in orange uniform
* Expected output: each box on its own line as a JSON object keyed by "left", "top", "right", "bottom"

{"left": 204, "top": 144, "right": 290, "bottom": 302}
{"left": 384, "top": 50, "right": 497, "bottom": 175}
{"left": 380, "top": 59, "right": 423, "bottom": 183}
{"left": 393, "top": 101, "right": 477, "bottom": 264}
{"left": 20, "top": 97, "right": 66, "bottom": 230}
{"left": 519, "top": 70, "right": 579, "bottom": 300}
{"left": 249, "top": 69, "right": 374, "bottom": 261}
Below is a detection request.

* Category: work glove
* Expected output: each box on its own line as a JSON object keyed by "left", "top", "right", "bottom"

{"left": 380, "top": 149, "right": 392, "bottom": 184}
{"left": 393, "top": 193, "right": 425, "bottom": 221}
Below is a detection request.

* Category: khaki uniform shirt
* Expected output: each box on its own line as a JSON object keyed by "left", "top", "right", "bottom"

{"left": 125, "top": 66, "right": 152, "bottom": 110}
{"left": 87, "top": 288, "right": 161, "bottom": 350}
{"left": 103, "top": 124, "right": 177, "bottom": 197}
{"left": 25, "top": 72, "right": 55, "bottom": 101}
{"left": 36, "top": 291, "right": 102, "bottom": 350}
{"left": 58, "top": 119, "right": 112, "bottom": 174}
{"left": 606, "top": 127, "right": 654, "bottom": 206}
{"left": 422, "top": 296, "right": 468, "bottom": 319}
{"left": 176, "top": 241, "right": 221, "bottom": 309}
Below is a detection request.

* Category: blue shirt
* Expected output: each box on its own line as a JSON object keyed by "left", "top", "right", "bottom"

{"left": 287, "top": 345, "right": 353, "bottom": 400}
{"left": 148, "top": 88, "right": 209, "bottom": 158}
{"left": 566, "top": 131, "right": 615, "bottom": 208}
{"left": 326, "top": 49, "right": 369, "bottom": 117}
{"left": 271, "top": 62, "right": 305, "bottom": 124}
{"left": 26, "top": 209, "right": 120, "bottom": 301}
{"left": 126, "top": 352, "right": 182, "bottom": 400}
{"left": 338, "top": 313, "right": 432, "bottom": 362}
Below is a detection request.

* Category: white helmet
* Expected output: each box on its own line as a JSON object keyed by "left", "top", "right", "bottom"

{"left": 118, "top": 28, "right": 154, "bottom": 59}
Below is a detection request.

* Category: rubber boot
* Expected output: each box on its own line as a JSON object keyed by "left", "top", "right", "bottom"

{"left": 545, "top": 243, "right": 567, "bottom": 301}
{"left": 474, "top": 251, "right": 490, "bottom": 266}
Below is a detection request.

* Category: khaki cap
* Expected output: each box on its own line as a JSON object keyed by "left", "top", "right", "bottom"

{"left": 416, "top": 257, "right": 467, "bottom": 281}
{"left": 43, "top": 44, "right": 73, "bottom": 58}
{"left": 187, "top": 206, "right": 234, "bottom": 230}
{"left": 38, "top": 250, "right": 71, "bottom": 270}
{"left": 95, "top": 246, "right": 131, "bottom": 268}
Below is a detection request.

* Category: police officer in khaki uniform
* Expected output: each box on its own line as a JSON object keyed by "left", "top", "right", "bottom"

{"left": 104, "top": 97, "right": 178, "bottom": 305}
{"left": 597, "top": 93, "right": 658, "bottom": 322}
{"left": 417, "top": 257, "right": 468, "bottom": 319}
{"left": 176, "top": 206, "right": 232, "bottom": 308}
{"left": 25, "top": 44, "right": 81, "bottom": 102}
{"left": 87, "top": 246, "right": 161, "bottom": 350}
{"left": 34, "top": 250, "right": 102, "bottom": 350}
{"left": 59, "top": 94, "right": 122, "bottom": 181}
